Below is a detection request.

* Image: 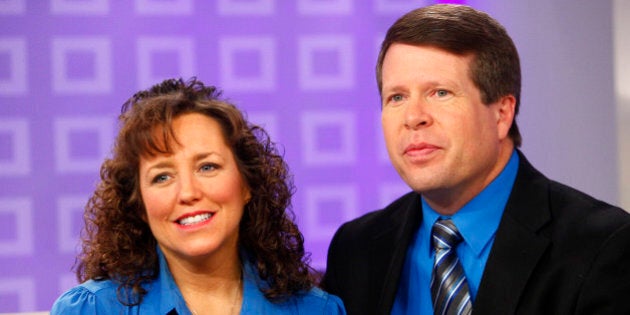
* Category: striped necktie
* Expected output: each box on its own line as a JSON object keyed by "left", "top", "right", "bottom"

{"left": 430, "top": 219, "right": 473, "bottom": 315}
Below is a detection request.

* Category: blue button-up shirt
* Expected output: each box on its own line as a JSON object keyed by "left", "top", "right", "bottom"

{"left": 392, "top": 150, "right": 519, "bottom": 314}
{"left": 51, "top": 247, "right": 346, "bottom": 314}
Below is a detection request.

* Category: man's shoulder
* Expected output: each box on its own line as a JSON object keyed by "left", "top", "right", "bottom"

{"left": 334, "top": 191, "right": 418, "bottom": 239}
{"left": 514, "top": 151, "right": 629, "bottom": 229}
{"left": 547, "top": 179, "right": 630, "bottom": 231}
{"left": 516, "top": 153, "right": 630, "bottom": 239}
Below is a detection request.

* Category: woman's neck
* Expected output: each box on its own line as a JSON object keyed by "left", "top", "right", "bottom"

{"left": 179, "top": 272, "right": 243, "bottom": 315}
{"left": 165, "top": 250, "right": 243, "bottom": 315}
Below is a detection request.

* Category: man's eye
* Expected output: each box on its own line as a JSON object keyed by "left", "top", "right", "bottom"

{"left": 436, "top": 90, "right": 449, "bottom": 97}
{"left": 391, "top": 94, "right": 404, "bottom": 102}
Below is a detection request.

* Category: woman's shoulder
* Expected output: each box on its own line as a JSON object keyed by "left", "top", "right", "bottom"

{"left": 50, "top": 279, "right": 121, "bottom": 315}
{"left": 241, "top": 258, "right": 346, "bottom": 314}
{"left": 241, "top": 277, "right": 346, "bottom": 314}
{"left": 242, "top": 287, "right": 346, "bottom": 315}
{"left": 290, "top": 286, "right": 346, "bottom": 314}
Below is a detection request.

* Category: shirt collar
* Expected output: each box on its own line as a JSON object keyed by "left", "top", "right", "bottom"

{"left": 240, "top": 255, "right": 269, "bottom": 313}
{"left": 150, "top": 247, "right": 264, "bottom": 315}
{"left": 421, "top": 150, "right": 519, "bottom": 256}
{"left": 149, "top": 246, "right": 192, "bottom": 315}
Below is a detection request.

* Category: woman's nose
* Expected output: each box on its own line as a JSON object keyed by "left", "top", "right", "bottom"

{"left": 178, "top": 174, "right": 202, "bottom": 204}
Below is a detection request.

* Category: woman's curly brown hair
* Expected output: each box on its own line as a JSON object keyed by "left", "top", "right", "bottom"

{"left": 76, "top": 77, "right": 315, "bottom": 304}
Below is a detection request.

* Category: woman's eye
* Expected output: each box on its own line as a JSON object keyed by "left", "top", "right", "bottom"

{"left": 199, "top": 163, "right": 217, "bottom": 172}
{"left": 152, "top": 174, "right": 170, "bottom": 184}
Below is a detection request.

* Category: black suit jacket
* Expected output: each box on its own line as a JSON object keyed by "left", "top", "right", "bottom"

{"left": 322, "top": 152, "right": 630, "bottom": 314}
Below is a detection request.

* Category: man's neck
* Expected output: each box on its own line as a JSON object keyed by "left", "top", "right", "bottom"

{"left": 425, "top": 144, "right": 515, "bottom": 215}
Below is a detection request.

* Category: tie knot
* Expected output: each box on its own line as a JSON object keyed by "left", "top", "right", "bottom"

{"left": 432, "top": 219, "right": 463, "bottom": 250}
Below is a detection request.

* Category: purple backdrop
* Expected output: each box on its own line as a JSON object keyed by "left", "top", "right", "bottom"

{"left": 0, "top": 0, "right": 620, "bottom": 313}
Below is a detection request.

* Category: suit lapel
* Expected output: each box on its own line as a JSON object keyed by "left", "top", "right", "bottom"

{"left": 474, "top": 152, "right": 551, "bottom": 314}
{"left": 371, "top": 193, "right": 423, "bottom": 314}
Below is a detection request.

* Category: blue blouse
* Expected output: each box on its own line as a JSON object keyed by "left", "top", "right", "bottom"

{"left": 51, "top": 249, "right": 346, "bottom": 315}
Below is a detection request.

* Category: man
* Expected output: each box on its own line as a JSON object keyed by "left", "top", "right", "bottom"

{"left": 322, "top": 4, "right": 630, "bottom": 315}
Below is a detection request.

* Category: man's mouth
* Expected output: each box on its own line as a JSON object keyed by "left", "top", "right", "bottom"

{"left": 404, "top": 143, "right": 439, "bottom": 155}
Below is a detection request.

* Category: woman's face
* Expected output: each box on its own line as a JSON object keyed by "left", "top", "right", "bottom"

{"left": 138, "top": 113, "right": 251, "bottom": 263}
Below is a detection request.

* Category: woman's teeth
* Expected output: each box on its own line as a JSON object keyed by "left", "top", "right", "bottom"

{"left": 178, "top": 213, "right": 212, "bottom": 225}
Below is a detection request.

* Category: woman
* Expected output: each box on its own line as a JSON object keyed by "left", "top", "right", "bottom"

{"left": 51, "top": 78, "right": 345, "bottom": 314}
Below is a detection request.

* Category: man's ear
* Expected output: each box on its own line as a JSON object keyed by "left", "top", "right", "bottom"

{"left": 496, "top": 95, "right": 516, "bottom": 140}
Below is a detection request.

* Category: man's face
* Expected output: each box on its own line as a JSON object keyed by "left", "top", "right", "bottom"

{"left": 380, "top": 43, "right": 514, "bottom": 213}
